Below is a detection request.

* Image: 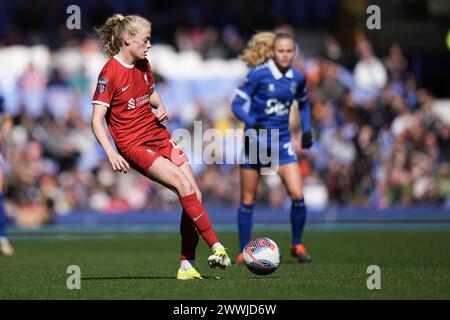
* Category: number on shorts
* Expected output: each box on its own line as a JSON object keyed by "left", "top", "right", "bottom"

{"left": 283, "top": 142, "right": 294, "bottom": 156}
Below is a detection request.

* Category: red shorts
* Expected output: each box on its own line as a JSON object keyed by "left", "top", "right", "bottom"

{"left": 120, "top": 137, "right": 189, "bottom": 176}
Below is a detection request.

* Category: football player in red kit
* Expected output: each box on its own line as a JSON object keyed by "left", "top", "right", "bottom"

{"left": 91, "top": 14, "right": 231, "bottom": 280}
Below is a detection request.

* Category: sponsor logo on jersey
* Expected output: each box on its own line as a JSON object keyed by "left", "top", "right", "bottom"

{"left": 265, "top": 99, "right": 290, "bottom": 116}
{"left": 127, "top": 98, "right": 135, "bottom": 110}
{"left": 96, "top": 78, "right": 108, "bottom": 94}
{"left": 135, "top": 93, "right": 150, "bottom": 107}
{"left": 144, "top": 73, "right": 149, "bottom": 85}
{"left": 268, "top": 83, "right": 275, "bottom": 92}
{"left": 126, "top": 94, "right": 151, "bottom": 110}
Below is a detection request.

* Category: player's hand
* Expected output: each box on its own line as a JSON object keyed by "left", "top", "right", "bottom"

{"left": 301, "top": 132, "right": 313, "bottom": 149}
{"left": 292, "top": 138, "right": 301, "bottom": 154}
{"left": 156, "top": 104, "right": 169, "bottom": 123}
{"left": 108, "top": 152, "right": 130, "bottom": 173}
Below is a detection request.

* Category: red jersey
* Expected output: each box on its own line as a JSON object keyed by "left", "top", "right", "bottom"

{"left": 92, "top": 56, "right": 170, "bottom": 154}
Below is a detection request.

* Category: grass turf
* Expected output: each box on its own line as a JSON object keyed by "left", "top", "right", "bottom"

{"left": 0, "top": 230, "right": 449, "bottom": 299}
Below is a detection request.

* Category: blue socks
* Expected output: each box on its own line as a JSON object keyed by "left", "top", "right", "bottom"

{"left": 0, "top": 192, "right": 6, "bottom": 237}
{"left": 291, "top": 199, "right": 307, "bottom": 246}
{"left": 238, "top": 199, "right": 307, "bottom": 251}
{"left": 237, "top": 203, "right": 254, "bottom": 252}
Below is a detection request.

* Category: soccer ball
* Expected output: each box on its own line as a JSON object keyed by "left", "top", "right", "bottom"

{"left": 243, "top": 237, "right": 281, "bottom": 275}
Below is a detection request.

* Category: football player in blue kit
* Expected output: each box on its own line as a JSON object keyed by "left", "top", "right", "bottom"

{"left": 231, "top": 32, "right": 313, "bottom": 263}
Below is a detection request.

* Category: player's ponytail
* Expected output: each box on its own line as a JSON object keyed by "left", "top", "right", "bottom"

{"left": 239, "top": 31, "right": 276, "bottom": 68}
{"left": 96, "top": 14, "right": 151, "bottom": 58}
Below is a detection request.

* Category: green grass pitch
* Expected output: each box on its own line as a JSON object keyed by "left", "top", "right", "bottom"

{"left": 1, "top": 230, "right": 449, "bottom": 299}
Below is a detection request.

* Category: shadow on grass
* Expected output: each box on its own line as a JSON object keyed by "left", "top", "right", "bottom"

{"left": 82, "top": 275, "right": 277, "bottom": 281}
{"left": 82, "top": 276, "right": 173, "bottom": 281}
{"left": 280, "top": 260, "right": 312, "bottom": 265}
{"left": 82, "top": 275, "right": 229, "bottom": 281}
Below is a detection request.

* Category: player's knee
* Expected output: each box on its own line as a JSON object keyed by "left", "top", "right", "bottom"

{"left": 241, "top": 193, "right": 256, "bottom": 205}
{"left": 289, "top": 190, "right": 304, "bottom": 201}
{"left": 176, "top": 176, "right": 194, "bottom": 196}
{"left": 196, "top": 191, "right": 203, "bottom": 203}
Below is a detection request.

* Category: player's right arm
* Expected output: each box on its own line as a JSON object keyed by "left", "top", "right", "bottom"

{"left": 231, "top": 68, "right": 262, "bottom": 128}
{"left": 91, "top": 104, "right": 130, "bottom": 173}
{"left": 91, "top": 65, "right": 130, "bottom": 173}
{"left": 296, "top": 74, "right": 313, "bottom": 149}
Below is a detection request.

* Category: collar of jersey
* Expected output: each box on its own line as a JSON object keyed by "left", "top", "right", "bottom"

{"left": 113, "top": 55, "right": 135, "bottom": 69}
{"left": 267, "top": 59, "right": 293, "bottom": 80}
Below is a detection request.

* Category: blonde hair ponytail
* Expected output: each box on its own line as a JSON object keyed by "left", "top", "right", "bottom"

{"left": 96, "top": 14, "right": 151, "bottom": 58}
{"left": 239, "top": 31, "right": 276, "bottom": 68}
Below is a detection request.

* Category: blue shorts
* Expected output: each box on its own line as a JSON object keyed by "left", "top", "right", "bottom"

{"left": 239, "top": 134, "right": 297, "bottom": 170}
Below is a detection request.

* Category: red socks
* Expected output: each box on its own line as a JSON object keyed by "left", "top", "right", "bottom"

{"left": 180, "top": 193, "right": 218, "bottom": 247}
{"left": 180, "top": 210, "right": 199, "bottom": 260}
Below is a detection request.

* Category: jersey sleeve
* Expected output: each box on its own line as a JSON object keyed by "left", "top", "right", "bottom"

{"left": 92, "top": 65, "right": 115, "bottom": 108}
{"left": 235, "top": 68, "right": 262, "bottom": 99}
{"left": 295, "top": 75, "right": 309, "bottom": 104}
{"left": 295, "top": 75, "right": 312, "bottom": 133}
{"left": 231, "top": 69, "right": 263, "bottom": 127}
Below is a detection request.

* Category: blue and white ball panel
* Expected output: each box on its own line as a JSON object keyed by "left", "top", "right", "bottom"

{"left": 243, "top": 237, "right": 281, "bottom": 275}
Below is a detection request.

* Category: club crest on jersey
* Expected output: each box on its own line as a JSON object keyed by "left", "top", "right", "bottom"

{"left": 268, "top": 83, "right": 275, "bottom": 92}
{"left": 96, "top": 78, "right": 108, "bottom": 94}
{"left": 144, "top": 73, "right": 149, "bottom": 85}
{"left": 290, "top": 82, "right": 298, "bottom": 94}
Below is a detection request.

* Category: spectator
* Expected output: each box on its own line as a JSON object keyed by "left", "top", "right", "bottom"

{"left": 353, "top": 36, "right": 388, "bottom": 91}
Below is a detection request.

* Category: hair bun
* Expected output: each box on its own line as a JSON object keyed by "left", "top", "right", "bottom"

{"left": 114, "top": 14, "right": 125, "bottom": 21}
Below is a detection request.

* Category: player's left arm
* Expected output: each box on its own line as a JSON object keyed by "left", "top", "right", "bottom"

{"left": 149, "top": 90, "right": 168, "bottom": 123}
{"left": 296, "top": 77, "right": 313, "bottom": 149}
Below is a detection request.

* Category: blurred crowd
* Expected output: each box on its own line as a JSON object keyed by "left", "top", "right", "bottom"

{"left": 1, "top": 22, "right": 450, "bottom": 227}
{"left": 0, "top": 0, "right": 337, "bottom": 48}
{"left": 306, "top": 35, "right": 450, "bottom": 209}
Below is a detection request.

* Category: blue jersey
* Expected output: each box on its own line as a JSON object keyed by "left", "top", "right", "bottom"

{"left": 232, "top": 59, "right": 310, "bottom": 141}
{"left": 231, "top": 59, "right": 312, "bottom": 168}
